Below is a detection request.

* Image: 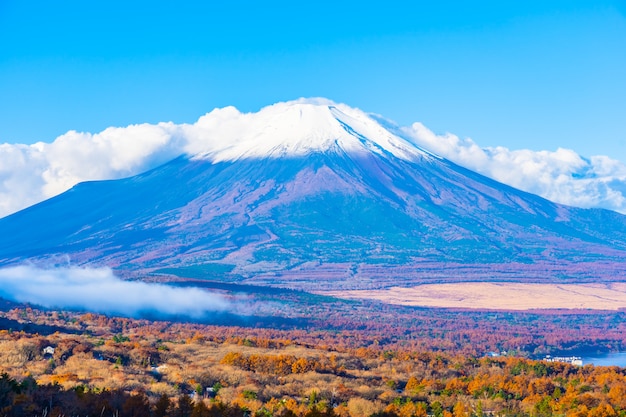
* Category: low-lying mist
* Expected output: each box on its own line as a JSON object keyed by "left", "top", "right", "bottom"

{"left": 0, "top": 265, "right": 230, "bottom": 319}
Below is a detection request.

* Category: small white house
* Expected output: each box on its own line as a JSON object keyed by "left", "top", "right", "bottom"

{"left": 42, "top": 346, "right": 55, "bottom": 356}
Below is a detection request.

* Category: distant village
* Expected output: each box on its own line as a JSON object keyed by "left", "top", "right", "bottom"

{"left": 542, "top": 355, "right": 583, "bottom": 366}
{"left": 486, "top": 351, "right": 583, "bottom": 366}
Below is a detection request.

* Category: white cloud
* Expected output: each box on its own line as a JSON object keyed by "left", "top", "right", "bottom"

{"left": 0, "top": 143, "right": 48, "bottom": 215}
{"left": 0, "top": 122, "right": 185, "bottom": 217}
{"left": 0, "top": 265, "right": 229, "bottom": 318}
{"left": 402, "top": 122, "right": 626, "bottom": 214}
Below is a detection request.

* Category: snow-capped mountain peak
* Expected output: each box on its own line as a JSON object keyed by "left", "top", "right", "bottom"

{"left": 2, "top": 96, "right": 626, "bottom": 289}
{"left": 183, "top": 99, "right": 431, "bottom": 162}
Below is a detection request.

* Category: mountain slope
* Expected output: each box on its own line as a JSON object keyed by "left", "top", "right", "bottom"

{"left": 1, "top": 102, "right": 625, "bottom": 291}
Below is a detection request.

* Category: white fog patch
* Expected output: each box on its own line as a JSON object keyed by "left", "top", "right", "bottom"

{"left": 0, "top": 265, "right": 230, "bottom": 318}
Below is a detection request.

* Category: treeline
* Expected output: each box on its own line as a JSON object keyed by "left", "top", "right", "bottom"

{"left": 4, "top": 304, "right": 626, "bottom": 357}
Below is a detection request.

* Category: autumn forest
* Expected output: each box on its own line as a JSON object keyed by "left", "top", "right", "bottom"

{"left": 3, "top": 297, "right": 626, "bottom": 417}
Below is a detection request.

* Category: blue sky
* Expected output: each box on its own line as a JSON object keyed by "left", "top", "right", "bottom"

{"left": 1, "top": 0, "right": 625, "bottom": 163}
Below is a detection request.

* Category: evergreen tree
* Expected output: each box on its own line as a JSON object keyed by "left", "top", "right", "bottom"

{"left": 176, "top": 393, "right": 194, "bottom": 417}
{"left": 122, "top": 392, "right": 151, "bottom": 417}
{"left": 153, "top": 393, "right": 171, "bottom": 417}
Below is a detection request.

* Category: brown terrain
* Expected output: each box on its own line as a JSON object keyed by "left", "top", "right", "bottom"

{"left": 322, "top": 282, "right": 626, "bottom": 310}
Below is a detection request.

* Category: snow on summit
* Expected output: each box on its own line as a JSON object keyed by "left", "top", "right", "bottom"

{"left": 183, "top": 99, "right": 430, "bottom": 162}
{"left": 0, "top": 97, "right": 625, "bottom": 218}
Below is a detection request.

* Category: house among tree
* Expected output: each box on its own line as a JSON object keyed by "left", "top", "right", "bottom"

{"left": 42, "top": 346, "right": 55, "bottom": 357}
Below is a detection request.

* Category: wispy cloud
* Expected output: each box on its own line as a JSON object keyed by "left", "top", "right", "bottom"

{"left": 402, "top": 122, "right": 626, "bottom": 214}
{"left": 0, "top": 265, "right": 230, "bottom": 319}
{"left": 0, "top": 99, "right": 625, "bottom": 217}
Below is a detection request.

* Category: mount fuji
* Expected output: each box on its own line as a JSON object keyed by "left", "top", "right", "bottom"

{"left": 1, "top": 100, "right": 625, "bottom": 291}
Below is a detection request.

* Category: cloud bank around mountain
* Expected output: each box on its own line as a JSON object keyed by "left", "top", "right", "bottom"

{"left": 0, "top": 100, "right": 625, "bottom": 216}
{"left": 402, "top": 123, "right": 626, "bottom": 214}
{"left": 0, "top": 265, "right": 229, "bottom": 319}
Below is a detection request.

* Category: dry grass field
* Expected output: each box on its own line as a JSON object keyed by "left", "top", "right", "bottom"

{"left": 323, "top": 282, "right": 626, "bottom": 310}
